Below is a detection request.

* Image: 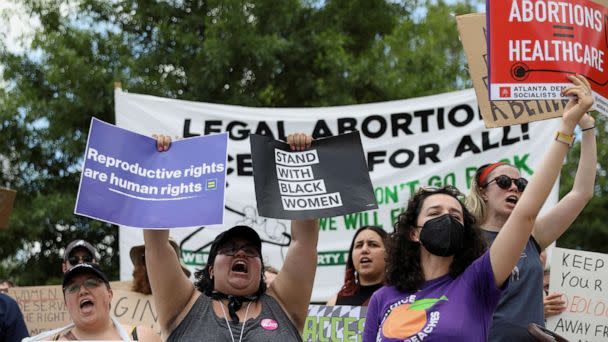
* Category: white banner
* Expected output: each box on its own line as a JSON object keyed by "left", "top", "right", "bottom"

{"left": 547, "top": 247, "right": 608, "bottom": 342}
{"left": 115, "top": 88, "right": 560, "bottom": 302}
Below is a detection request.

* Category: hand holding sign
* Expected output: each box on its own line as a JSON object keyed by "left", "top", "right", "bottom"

{"left": 251, "top": 131, "right": 377, "bottom": 220}
{"left": 75, "top": 118, "right": 227, "bottom": 228}
{"left": 562, "top": 75, "right": 595, "bottom": 126}
{"left": 287, "top": 133, "right": 313, "bottom": 151}
{"left": 544, "top": 293, "right": 567, "bottom": 318}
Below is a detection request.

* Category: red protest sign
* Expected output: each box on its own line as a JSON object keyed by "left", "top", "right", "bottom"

{"left": 488, "top": 0, "right": 608, "bottom": 115}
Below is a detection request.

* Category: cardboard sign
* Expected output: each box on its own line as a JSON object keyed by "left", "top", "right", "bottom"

{"left": 111, "top": 289, "right": 160, "bottom": 335}
{"left": 7, "top": 285, "right": 160, "bottom": 336}
{"left": 7, "top": 285, "right": 71, "bottom": 336}
{"left": 0, "top": 188, "right": 17, "bottom": 229}
{"left": 303, "top": 305, "right": 367, "bottom": 342}
{"left": 75, "top": 118, "right": 228, "bottom": 228}
{"left": 487, "top": 0, "right": 608, "bottom": 115}
{"left": 546, "top": 247, "right": 608, "bottom": 341}
{"left": 457, "top": 13, "right": 570, "bottom": 127}
{"left": 251, "top": 132, "right": 377, "bottom": 219}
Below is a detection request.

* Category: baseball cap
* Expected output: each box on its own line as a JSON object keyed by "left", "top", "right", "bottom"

{"left": 64, "top": 239, "right": 98, "bottom": 261}
{"left": 62, "top": 263, "right": 110, "bottom": 289}
{"left": 207, "top": 226, "right": 262, "bottom": 266}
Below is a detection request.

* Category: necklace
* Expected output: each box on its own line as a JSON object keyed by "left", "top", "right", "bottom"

{"left": 219, "top": 300, "right": 253, "bottom": 342}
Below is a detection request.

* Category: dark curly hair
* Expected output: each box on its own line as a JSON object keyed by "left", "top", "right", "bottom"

{"left": 337, "top": 226, "right": 388, "bottom": 299}
{"left": 386, "top": 186, "right": 487, "bottom": 292}
{"left": 193, "top": 251, "right": 267, "bottom": 298}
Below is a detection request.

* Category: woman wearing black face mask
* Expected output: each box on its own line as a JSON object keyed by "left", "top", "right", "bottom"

{"left": 362, "top": 75, "right": 594, "bottom": 342}
{"left": 464, "top": 76, "right": 596, "bottom": 342}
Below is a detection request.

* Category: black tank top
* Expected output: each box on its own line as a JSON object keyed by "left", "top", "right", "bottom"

{"left": 335, "top": 283, "right": 383, "bottom": 306}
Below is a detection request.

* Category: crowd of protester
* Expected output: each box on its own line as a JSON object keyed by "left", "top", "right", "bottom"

{"left": 1, "top": 75, "right": 597, "bottom": 341}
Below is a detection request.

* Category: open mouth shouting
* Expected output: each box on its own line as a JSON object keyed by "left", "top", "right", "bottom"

{"left": 79, "top": 298, "right": 95, "bottom": 315}
{"left": 231, "top": 260, "right": 249, "bottom": 275}
{"left": 505, "top": 195, "right": 519, "bottom": 206}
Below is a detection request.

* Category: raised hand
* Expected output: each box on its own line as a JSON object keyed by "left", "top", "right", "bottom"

{"left": 286, "top": 133, "right": 313, "bottom": 151}
{"left": 152, "top": 134, "right": 172, "bottom": 152}
{"left": 561, "top": 74, "right": 594, "bottom": 128}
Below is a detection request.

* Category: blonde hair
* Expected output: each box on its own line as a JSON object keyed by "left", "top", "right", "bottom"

{"left": 464, "top": 176, "right": 487, "bottom": 223}
{"left": 465, "top": 162, "right": 519, "bottom": 224}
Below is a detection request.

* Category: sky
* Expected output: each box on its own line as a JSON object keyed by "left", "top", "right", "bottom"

{"left": 0, "top": 0, "right": 38, "bottom": 54}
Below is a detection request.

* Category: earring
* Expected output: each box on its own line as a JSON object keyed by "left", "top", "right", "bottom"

{"left": 354, "top": 270, "right": 359, "bottom": 285}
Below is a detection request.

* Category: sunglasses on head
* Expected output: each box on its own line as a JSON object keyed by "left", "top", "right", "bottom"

{"left": 217, "top": 242, "right": 260, "bottom": 258}
{"left": 484, "top": 175, "right": 528, "bottom": 192}
{"left": 68, "top": 255, "right": 94, "bottom": 265}
{"left": 63, "top": 277, "right": 104, "bottom": 294}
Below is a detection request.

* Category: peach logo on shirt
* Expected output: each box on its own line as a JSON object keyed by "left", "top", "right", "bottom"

{"left": 382, "top": 295, "right": 447, "bottom": 339}
{"left": 261, "top": 318, "right": 278, "bottom": 330}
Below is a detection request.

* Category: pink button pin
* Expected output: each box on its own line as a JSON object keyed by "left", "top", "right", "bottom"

{"left": 260, "top": 318, "right": 278, "bottom": 331}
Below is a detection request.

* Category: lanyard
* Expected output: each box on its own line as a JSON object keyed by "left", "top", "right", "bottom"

{"left": 219, "top": 300, "right": 253, "bottom": 342}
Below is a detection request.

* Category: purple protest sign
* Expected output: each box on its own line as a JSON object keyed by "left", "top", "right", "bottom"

{"left": 75, "top": 118, "right": 227, "bottom": 228}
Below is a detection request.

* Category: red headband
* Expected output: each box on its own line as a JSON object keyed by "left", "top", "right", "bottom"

{"left": 478, "top": 162, "right": 507, "bottom": 185}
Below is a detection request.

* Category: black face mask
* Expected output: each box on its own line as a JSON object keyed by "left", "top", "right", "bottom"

{"left": 419, "top": 214, "right": 465, "bottom": 257}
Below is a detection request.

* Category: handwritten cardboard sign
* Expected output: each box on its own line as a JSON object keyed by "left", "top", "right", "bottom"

{"left": 7, "top": 284, "right": 160, "bottom": 336}
{"left": 546, "top": 247, "right": 608, "bottom": 341}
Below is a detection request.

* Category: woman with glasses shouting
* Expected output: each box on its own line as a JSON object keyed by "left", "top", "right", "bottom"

{"left": 24, "top": 263, "right": 160, "bottom": 341}
{"left": 363, "top": 74, "right": 595, "bottom": 342}
{"left": 145, "top": 133, "right": 319, "bottom": 342}
{"left": 464, "top": 74, "right": 597, "bottom": 342}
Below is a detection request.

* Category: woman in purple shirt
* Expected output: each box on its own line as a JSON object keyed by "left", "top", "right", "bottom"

{"left": 363, "top": 74, "right": 594, "bottom": 342}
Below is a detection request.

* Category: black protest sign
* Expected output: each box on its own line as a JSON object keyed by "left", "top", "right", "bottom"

{"left": 251, "top": 131, "right": 377, "bottom": 220}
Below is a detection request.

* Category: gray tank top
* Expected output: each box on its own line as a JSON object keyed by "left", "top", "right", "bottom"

{"left": 167, "top": 293, "right": 302, "bottom": 342}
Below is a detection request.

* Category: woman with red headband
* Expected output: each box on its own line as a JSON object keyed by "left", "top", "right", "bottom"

{"left": 465, "top": 75, "right": 597, "bottom": 341}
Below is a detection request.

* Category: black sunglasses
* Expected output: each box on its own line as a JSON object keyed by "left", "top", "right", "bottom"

{"left": 68, "top": 255, "right": 94, "bottom": 265}
{"left": 484, "top": 175, "right": 528, "bottom": 192}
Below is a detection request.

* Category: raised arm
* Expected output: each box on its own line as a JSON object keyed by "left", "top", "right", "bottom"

{"left": 268, "top": 219, "right": 319, "bottom": 332}
{"left": 532, "top": 112, "right": 596, "bottom": 250}
{"left": 144, "top": 229, "right": 195, "bottom": 336}
{"left": 144, "top": 135, "right": 196, "bottom": 336}
{"left": 489, "top": 74, "right": 593, "bottom": 287}
{"left": 267, "top": 133, "right": 320, "bottom": 332}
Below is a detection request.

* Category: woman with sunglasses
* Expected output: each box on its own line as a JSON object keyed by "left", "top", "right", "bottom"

{"left": 465, "top": 75, "right": 597, "bottom": 341}
{"left": 363, "top": 74, "right": 594, "bottom": 342}
{"left": 145, "top": 133, "right": 319, "bottom": 341}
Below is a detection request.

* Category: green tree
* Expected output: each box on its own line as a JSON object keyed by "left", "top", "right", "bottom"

{"left": 557, "top": 114, "right": 608, "bottom": 253}
{"left": 0, "top": 0, "right": 489, "bottom": 285}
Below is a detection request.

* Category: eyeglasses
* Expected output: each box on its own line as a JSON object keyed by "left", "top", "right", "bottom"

{"left": 217, "top": 242, "right": 260, "bottom": 258}
{"left": 484, "top": 175, "right": 528, "bottom": 192}
{"left": 68, "top": 255, "right": 94, "bottom": 265}
{"left": 63, "top": 278, "right": 104, "bottom": 294}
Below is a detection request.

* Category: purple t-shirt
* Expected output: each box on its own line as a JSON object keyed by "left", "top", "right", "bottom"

{"left": 363, "top": 251, "right": 503, "bottom": 342}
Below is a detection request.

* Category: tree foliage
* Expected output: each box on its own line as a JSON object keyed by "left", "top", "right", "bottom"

{"left": 2, "top": 0, "right": 604, "bottom": 287}
{"left": 557, "top": 114, "right": 608, "bottom": 253}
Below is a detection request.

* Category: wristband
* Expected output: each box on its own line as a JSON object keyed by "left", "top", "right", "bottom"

{"left": 581, "top": 126, "right": 595, "bottom": 132}
{"left": 555, "top": 131, "right": 574, "bottom": 147}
